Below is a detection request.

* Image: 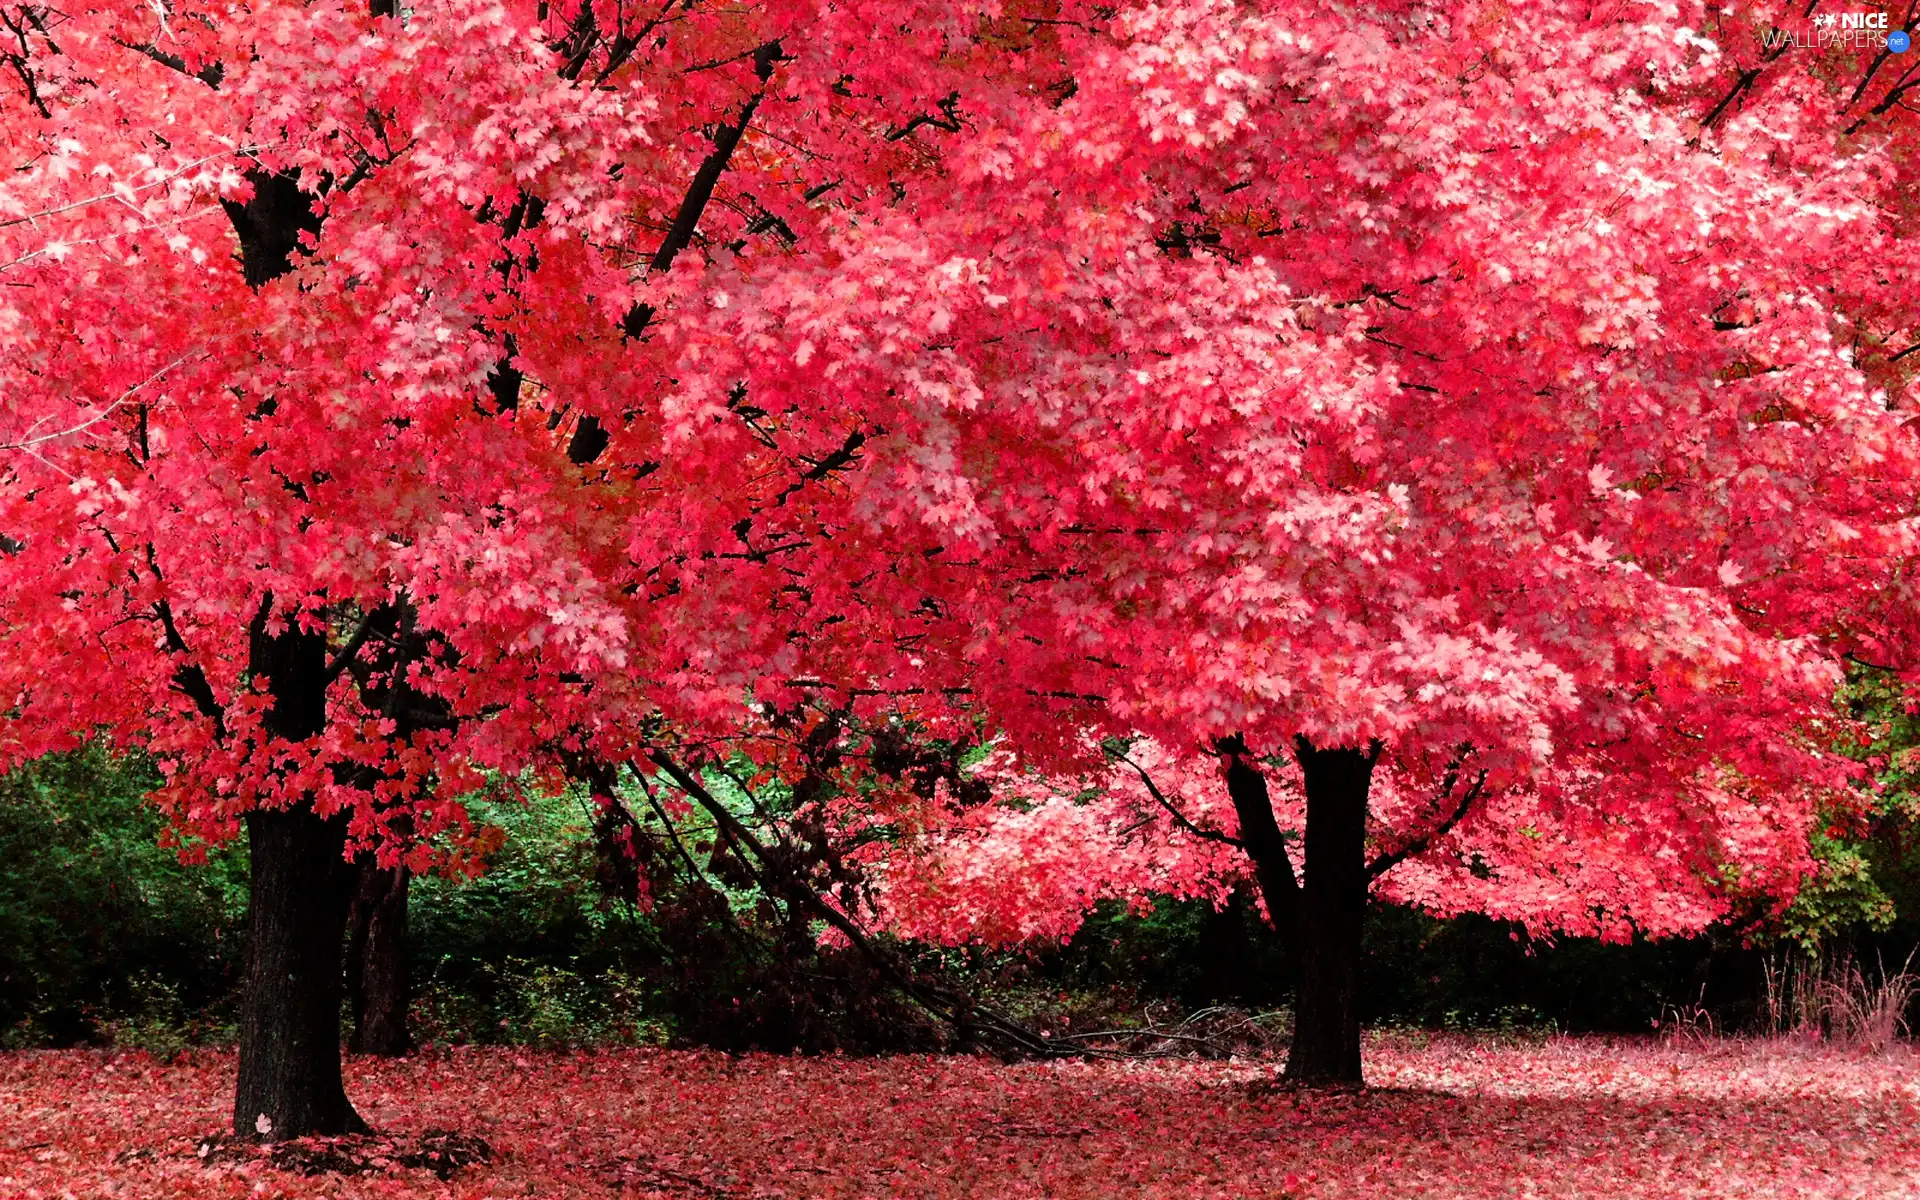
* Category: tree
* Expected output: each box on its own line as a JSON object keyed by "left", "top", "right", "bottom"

{"left": 0, "top": 0, "right": 1058, "bottom": 1134}
{"left": 6, "top": 0, "right": 1196, "bottom": 1131}
{"left": 749, "top": 4, "right": 1920, "bottom": 1079}
{"left": 2, "top": 0, "right": 1919, "bottom": 1139}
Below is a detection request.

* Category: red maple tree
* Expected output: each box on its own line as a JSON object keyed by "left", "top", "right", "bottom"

{"left": 3, "top": 0, "right": 1918, "bottom": 1130}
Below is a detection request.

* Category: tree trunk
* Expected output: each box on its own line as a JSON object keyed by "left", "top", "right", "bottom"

{"left": 345, "top": 859, "right": 413, "bottom": 1057}
{"left": 234, "top": 805, "right": 367, "bottom": 1139}
{"left": 233, "top": 610, "right": 365, "bottom": 1139}
{"left": 1284, "top": 740, "right": 1378, "bottom": 1084}
{"left": 222, "top": 146, "right": 369, "bottom": 1139}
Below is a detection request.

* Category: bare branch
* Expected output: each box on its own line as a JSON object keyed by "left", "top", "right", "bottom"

{"left": 1366, "top": 764, "right": 1488, "bottom": 880}
{"left": 0, "top": 151, "right": 253, "bottom": 232}
{"left": 1114, "top": 752, "right": 1244, "bottom": 849}
{"left": 640, "top": 750, "right": 1073, "bottom": 1058}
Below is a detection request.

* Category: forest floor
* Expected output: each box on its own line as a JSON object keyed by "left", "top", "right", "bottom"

{"left": 1, "top": 1034, "right": 1916, "bottom": 1198}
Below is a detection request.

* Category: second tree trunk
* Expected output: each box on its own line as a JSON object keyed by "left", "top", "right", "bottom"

{"left": 346, "top": 859, "right": 413, "bottom": 1057}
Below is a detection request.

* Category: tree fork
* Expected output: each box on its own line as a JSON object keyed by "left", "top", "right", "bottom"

{"left": 1217, "top": 734, "right": 1381, "bottom": 1084}
{"left": 1217, "top": 734, "right": 1300, "bottom": 957}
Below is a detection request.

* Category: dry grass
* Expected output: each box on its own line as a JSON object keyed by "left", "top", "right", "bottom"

{"left": 1762, "top": 951, "right": 1917, "bottom": 1051}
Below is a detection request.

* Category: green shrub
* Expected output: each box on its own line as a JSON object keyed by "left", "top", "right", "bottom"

{"left": 0, "top": 746, "right": 246, "bottom": 1046}
{"left": 4, "top": 746, "right": 1876, "bottom": 1049}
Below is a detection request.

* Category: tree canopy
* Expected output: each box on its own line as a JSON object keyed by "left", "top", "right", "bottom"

{"left": 2, "top": 0, "right": 1918, "bottom": 1102}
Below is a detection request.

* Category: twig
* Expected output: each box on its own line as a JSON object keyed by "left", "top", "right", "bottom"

{"left": 1367, "top": 762, "right": 1487, "bottom": 880}
{"left": 0, "top": 150, "right": 253, "bottom": 231}
{"left": 0, "top": 352, "right": 199, "bottom": 452}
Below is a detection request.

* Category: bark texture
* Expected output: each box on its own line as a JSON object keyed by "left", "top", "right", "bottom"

{"left": 1217, "top": 734, "right": 1380, "bottom": 1085}
{"left": 1284, "top": 739, "right": 1378, "bottom": 1083}
{"left": 345, "top": 858, "right": 413, "bottom": 1057}
{"left": 234, "top": 804, "right": 366, "bottom": 1138}
{"left": 232, "top": 615, "right": 366, "bottom": 1139}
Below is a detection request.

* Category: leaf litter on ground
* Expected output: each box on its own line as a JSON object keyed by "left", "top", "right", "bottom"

{"left": 1, "top": 1035, "right": 1916, "bottom": 1198}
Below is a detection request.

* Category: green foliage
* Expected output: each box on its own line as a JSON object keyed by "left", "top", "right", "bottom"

{"left": 1778, "top": 830, "right": 1899, "bottom": 950}
{"left": 1784, "top": 668, "right": 1920, "bottom": 950}
{"left": 408, "top": 779, "right": 934, "bottom": 1053}
{"left": 7, "top": 740, "right": 1909, "bottom": 1052}
{"left": 0, "top": 746, "right": 246, "bottom": 1047}
{"left": 94, "top": 973, "right": 200, "bottom": 1059}
{"left": 408, "top": 785, "right": 660, "bottom": 1047}
{"left": 413, "top": 960, "right": 666, "bottom": 1048}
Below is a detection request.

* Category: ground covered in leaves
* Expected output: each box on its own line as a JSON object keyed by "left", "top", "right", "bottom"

{"left": 2, "top": 1036, "right": 1916, "bottom": 1198}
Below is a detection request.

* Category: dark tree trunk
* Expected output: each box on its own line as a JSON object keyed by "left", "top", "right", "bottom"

{"left": 1216, "top": 734, "right": 1380, "bottom": 1085}
{"left": 1284, "top": 740, "right": 1378, "bottom": 1084}
{"left": 220, "top": 169, "right": 324, "bottom": 288}
{"left": 345, "top": 858, "right": 413, "bottom": 1057}
{"left": 234, "top": 805, "right": 366, "bottom": 1139}
{"left": 234, "top": 611, "right": 366, "bottom": 1139}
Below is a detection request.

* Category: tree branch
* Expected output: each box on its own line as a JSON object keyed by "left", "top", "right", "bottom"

{"left": 1696, "top": 0, "right": 1816, "bottom": 133}
{"left": 583, "top": 44, "right": 784, "bottom": 463}
{"left": 153, "top": 599, "right": 227, "bottom": 738}
{"left": 616, "top": 40, "right": 782, "bottom": 340}
{"left": 884, "top": 92, "right": 963, "bottom": 141}
{"left": 769, "top": 428, "right": 868, "bottom": 507}
{"left": 1842, "top": 0, "right": 1920, "bottom": 109}
{"left": 0, "top": 352, "right": 198, "bottom": 452}
{"left": 640, "top": 750, "right": 1072, "bottom": 1057}
{"left": 221, "top": 169, "right": 325, "bottom": 288}
{"left": 1366, "top": 765, "right": 1488, "bottom": 880}
{"left": 322, "top": 603, "right": 395, "bottom": 685}
{"left": 140, "top": 544, "right": 228, "bottom": 737}
{"left": 1114, "top": 752, "right": 1244, "bottom": 849}
{"left": 1215, "top": 734, "right": 1300, "bottom": 950}
{"left": 1844, "top": 61, "right": 1920, "bottom": 135}
{"left": 113, "top": 38, "right": 224, "bottom": 87}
